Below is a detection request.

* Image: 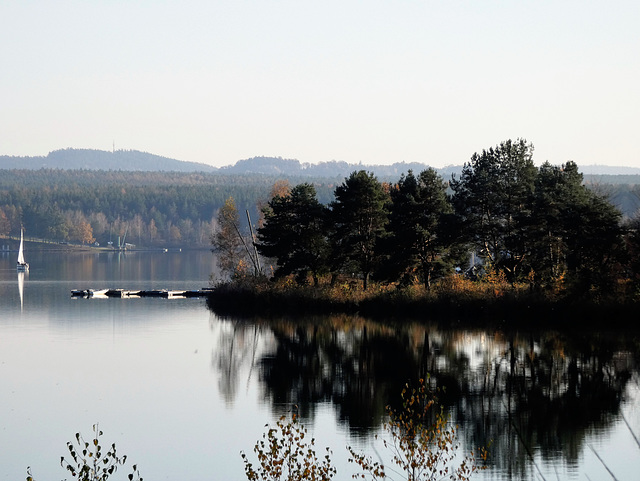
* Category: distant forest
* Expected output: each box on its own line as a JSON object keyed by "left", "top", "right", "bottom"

{"left": 0, "top": 170, "right": 339, "bottom": 247}
{"left": 0, "top": 154, "right": 639, "bottom": 248}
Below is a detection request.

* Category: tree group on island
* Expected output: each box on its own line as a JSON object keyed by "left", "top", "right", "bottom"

{"left": 213, "top": 139, "right": 638, "bottom": 308}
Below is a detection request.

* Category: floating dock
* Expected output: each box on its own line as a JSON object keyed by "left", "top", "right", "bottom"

{"left": 71, "top": 288, "right": 213, "bottom": 299}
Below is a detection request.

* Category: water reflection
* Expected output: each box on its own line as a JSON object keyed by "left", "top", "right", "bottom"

{"left": 18, "top": 270, "right": 26, "bottom": 311}
{"left": 210, "top": 314, "right": 639, "bottom": 479}
{"left": 441, "top": 329, "right": 637, "bottom": 479}
{"left": 214, "top": 321, "right": 265, "bottom": 404}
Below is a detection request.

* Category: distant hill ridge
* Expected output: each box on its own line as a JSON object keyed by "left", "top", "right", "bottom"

{"left": 0, "top": 148, "right": 218, "bottom": 172}
{"left": 0, "top": 149, "right": 463, "bottom": 178}
{"left": 218, "top": 155, "right": 463, "bottom": 179}
{"left": 1, "top": 148, "right": 639, "bottom": 179}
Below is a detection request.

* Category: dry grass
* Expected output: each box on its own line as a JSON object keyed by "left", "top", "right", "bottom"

{"left": 207, "top": 272, "right": 640, "bottom": 328}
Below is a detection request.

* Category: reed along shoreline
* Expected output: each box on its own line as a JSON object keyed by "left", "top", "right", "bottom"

{"left": 206, "top": 280, "right": 640, "bottom": 331}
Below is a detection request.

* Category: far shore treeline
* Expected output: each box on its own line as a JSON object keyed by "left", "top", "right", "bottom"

{"left": 1, "top": 141, "right": 639, "bottom": 251}
{"left": 0, "top": 170, "right": 337, "bottom": 247}
{"left": 210, "top": 139, "right": 640, "bottom": 317}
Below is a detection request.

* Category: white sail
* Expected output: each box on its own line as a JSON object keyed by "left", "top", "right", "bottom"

{"left": 17, "top": 230, "right": 25, "bottom": 264}
{"left": 16, "top": 229, "right": 29, "bottom": 271}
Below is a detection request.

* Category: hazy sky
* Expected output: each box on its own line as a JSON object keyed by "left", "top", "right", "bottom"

{"left": 1, "top": 1, "right": 639, "bottom": 168}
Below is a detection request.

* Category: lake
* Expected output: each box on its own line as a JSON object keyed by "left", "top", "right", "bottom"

{"left": 1, "top": 248, "right": 639, "bottom": 480}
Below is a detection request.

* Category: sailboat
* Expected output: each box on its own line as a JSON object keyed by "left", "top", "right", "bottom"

{"left": 16, "top": 229, "right": 29, "bottom": 272}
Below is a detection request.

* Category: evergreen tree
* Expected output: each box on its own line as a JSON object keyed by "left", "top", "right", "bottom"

{"left": 624, "top": 215, "right": 640, "bottom": 292}
{"left": 565, "top": 192, "right": 622, "bottom": 294}
{"left": 329, "top": 171, "right": 389, "bottom": 290}
{"left": 529, "top": 161, "right": 587, "bottom": 286}
{"left": 386, "top": 169, "right": 459, "bottom": 289}
{"left": 451, "top": 139, "right": 537, "bottom": 282}
{"left": 257, "top": 183, "right": 329, "bottom": 285}
{"left": 530, "top": 161, "right": 623, "bottom": 293}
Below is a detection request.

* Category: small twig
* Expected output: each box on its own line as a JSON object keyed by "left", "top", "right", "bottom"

{"left": 503, "top": 401, "right": 548, "bottom": 481}
{"left": 232, "top": 222, "right": 255, "bottom": 269}
{"left": 588, "top": 444, "right": 619, "bottom": 481}
{"left": 620, "top": 411, "right": 640, "bottom": 450}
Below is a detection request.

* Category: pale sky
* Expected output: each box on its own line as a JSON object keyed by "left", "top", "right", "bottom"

{"left": 1, "top": 1, "right": 639, "bottom": 168}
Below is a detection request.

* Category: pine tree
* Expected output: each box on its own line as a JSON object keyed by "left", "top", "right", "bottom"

{"left": 329, "top": 171, "right": 389, "bottom": 290}
{"left": 386, "top": 169, "right": 459, "bottom": 289}
{"left": 451, "top": 139, "right": 537, "bottom": 282}
{"left": 257, "top": 184, "right": 329, "bottom": 285}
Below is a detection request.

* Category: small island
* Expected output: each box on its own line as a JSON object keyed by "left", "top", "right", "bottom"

{"left": 209, "top": 139, "right": 640, "bottom": 328}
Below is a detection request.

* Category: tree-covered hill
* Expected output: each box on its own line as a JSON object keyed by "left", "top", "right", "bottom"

{"left": 1, "top": 149, "right": 448, "bottom": 179}
{"left": 0, "top": 148, "right": 219, "bottom": 172}
{"left": 218, "top": 155, "right": 442, "bottom": 180}
{"left": 2, "top": 148, "right": 639, "bottom": 183}
{"left": 0, "top": 170, "right": 337, "bottom": 248}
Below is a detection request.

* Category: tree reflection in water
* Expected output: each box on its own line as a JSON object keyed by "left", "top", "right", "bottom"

{"left": 210, "top": 314, "right": 639, "bottom": 479}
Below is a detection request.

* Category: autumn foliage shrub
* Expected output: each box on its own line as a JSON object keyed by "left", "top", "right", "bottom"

{"left": 348, "top": 378, "right": 488, "bottom": 481}
{"left": 241, "top": 411, "right": 336, "bottom": 481}
{"left": 27, "top": 424, "right": 142, "bottom": 481}
{"left": 241, "top": 379, "right": 487, "bottom": 481}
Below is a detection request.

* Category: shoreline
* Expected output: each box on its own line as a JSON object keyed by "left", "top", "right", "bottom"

{"left": 0, "top": 235, "right": 209, "bottom": 253}
{"left": 206, "top": 280, "right": 640, "bottom": 331}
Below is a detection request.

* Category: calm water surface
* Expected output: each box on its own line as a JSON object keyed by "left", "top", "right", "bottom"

{"left": 1, "top": 249, "right": 639, "bottom": 480}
